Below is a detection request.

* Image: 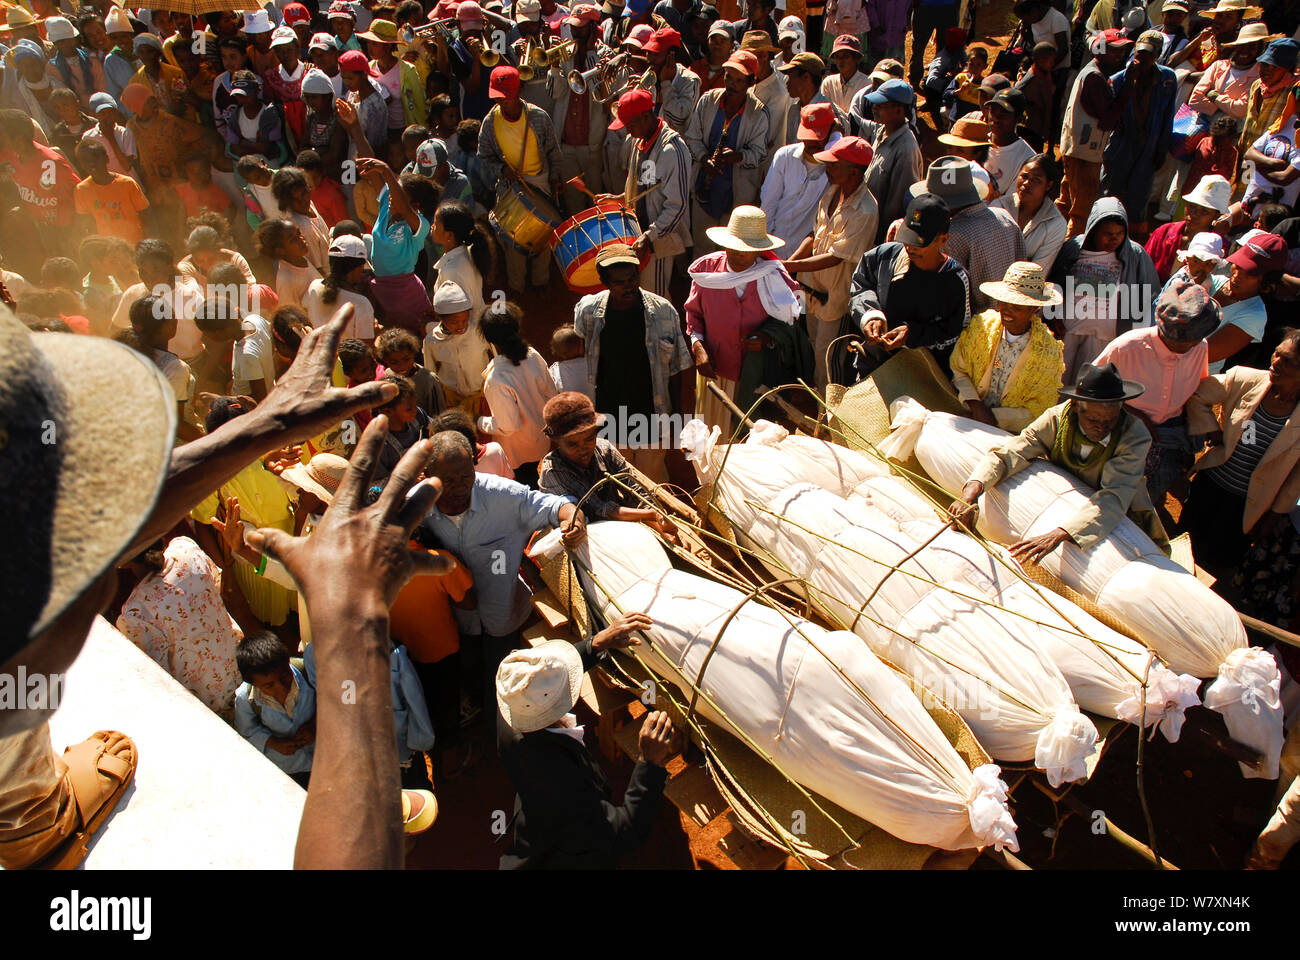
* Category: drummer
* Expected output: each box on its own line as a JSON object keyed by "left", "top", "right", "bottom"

{"left": 478, "top": 64, "right": 566, "bottom": 293}
{"left": 593, "top": 87, "right": 691, "bottom": 298}
{"left": 948, "top": 362, "right": 1170, "bottom": 564}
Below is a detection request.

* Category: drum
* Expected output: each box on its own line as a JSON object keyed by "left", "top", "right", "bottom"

{"left": 489, "top": 182, "right": 562, "bottom": 256}
{"left": 550, "top": 202, "right": 649, "bottom": 294}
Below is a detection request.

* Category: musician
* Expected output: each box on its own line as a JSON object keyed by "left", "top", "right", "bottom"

{"left": 511, "top": 0, "right": 556, "bottom": 113}
{"left": 478, "top": 64, "right": 565, "bottom": 292}
{"left": 603, "top": 87, "right": 690, "bottom": 297}
{"left": 437, "top": 0, "right": 521, "bottom": 121}
{"left": 549, "top": 2, "right": 610, "bottom": 209}
{"left": 739, "top": 30, "right": 788, "bottom": 167}
{"left": 782, "top": 135, "right": 879, "bottom": 392}
{"left": 642, "top": 26, "right": 699, "bottom": 133}
{"left": 683, "top": 49, "right": 771, "bottom": 254}
{"left": 607, "top": 0, "right": 667, "bottom": 46}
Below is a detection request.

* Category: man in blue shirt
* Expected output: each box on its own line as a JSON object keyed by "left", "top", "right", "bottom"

{"left": 420, "top": 430, "right": 588, "bottom": 731}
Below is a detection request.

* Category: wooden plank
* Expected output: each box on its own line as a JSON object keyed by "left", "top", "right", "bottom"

{"left": 719, "top": 815, "right": 791, "bottom": 870}
{"left": 531, "top": 588, "right": 570, "bottom": 630}
{"left": 663, "top": 761, "right": 730, "bottom": 828}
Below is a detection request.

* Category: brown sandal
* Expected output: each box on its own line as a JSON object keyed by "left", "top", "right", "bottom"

{"left": 36, "top": 730, "right": 137, "bottom": 870}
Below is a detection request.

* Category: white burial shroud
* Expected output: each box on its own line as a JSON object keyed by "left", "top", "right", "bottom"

{"left": 879, "top": 398, "right": 1284, "bottom": 779}
{"left": 682, "top": 421, "right": 1099, "bottom": 787}
{"left": 543, "top": 520, "right": 1020, "bottom": 852}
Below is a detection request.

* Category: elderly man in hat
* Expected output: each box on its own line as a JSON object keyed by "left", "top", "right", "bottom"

{"left": 478, "top": 63, "right": 564, "bottom": 292}
{"left": 1058, "top": 29, "right": 1133, "bottom": 237}
{"left": 846, "top": 192, "right": 969, "bottom": 382}
{"left": 950, "top": 361, "right": 1169, "bottom": 564}
{"left": 643, "top": 25, "right": 700, "bottom": 133}
{"left": 783, "top": 134, "right": 877, "bottom": 391}
{"left": 569, "top": 243, "right": 692, "bottom": 479}
{"left": 854, "top": 77, "right": 922, "bottom": 244}
{"left": 0, "top": 302, "right": 449, "bottom": 869}
{"left": 683, "top": 48, "right": 770, "bottom": 254}
{"left": 538, "top": 390, "right": 664, "bottom": 522}
{"left": 949, "top": 260, "right": 1066, "bottom": 432}
{"left": 761, "top": 102, "right": 837, "bottom": 259}
{"left": 684, "top": 205, "right": 799, "bottom": 433}
{"left": 915, "top": 155, "right": 1026, "bottom": 314}
{"left": 496, "top": 623, "right": 676, "bottom": 869}
{"left": 1095, "top": 277, "right": 1218, "bottom": 522}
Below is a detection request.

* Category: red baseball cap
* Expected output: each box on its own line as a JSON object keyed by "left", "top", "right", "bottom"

{"left": 723, "top": 49, "right": 759, "bottom": 77}
{"left": 489, "top": 65, "right": 521, "bottom": 99}
{"left": 797, "top": 102, "right": 836, "bottom": 141}
{"left": 813, "top": 134, "right": 873, "bottom": 166}
{"left": 1227, "top": 231, "right": 1288, "bottom": 276}
{"left": 1090, "top": 27, "right": 1133, "bottom": 55}
{"left": 283, "top": 3, "right": 311, "bottom": 26}
{"left": 337, "top": 49, "right": 374, "bottom": 75}
{"left": 609, "top": 87, "right": 654, "bottom": 130}
{"left": 831, "top": 34, "right": 862, "bottom": 55}
{"left": 643, "top": 25, "right": 682, "bottom": 53}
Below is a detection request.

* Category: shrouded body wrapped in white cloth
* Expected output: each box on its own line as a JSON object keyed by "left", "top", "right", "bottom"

{"left": 538, "top": 520, "right": 1020, "bottom": 852}
{"left": 880, "top": 398, "right": 1284, "bottom": 779}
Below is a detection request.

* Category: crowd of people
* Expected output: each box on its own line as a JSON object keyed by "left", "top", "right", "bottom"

{"left": 2, "top": 0, "right": 1300, "bottom": 872}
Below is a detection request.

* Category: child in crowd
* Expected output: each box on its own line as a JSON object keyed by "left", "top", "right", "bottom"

{"left": 1163, "top": 231, "right": 1226, "bottom": 295}
{"left": 79, "top": 234, "right": 135, "bottom": 335}
{"left": 1014, "top": 42, "right": 1057, "bottom": 152}
{"left": 478, "top": 302, "right": 557, "bottom": 488}
{"left": 423, "top": 280, "right": 490, "bottom": 416}
{"left": 177, "top": 154, "right": 238, "bottom": 225}
{"left": 236, "top": 153, "right": 281, "bottom": 231}
{"left": 339, "top": 336, "right": 382, "bottom": 430}
{"left": 233, "top": 631, "right": 317, "bottom": 786}
{"left": 431, "top": 407, "right": 514, "bottom": 480}
{"left": 374, "top": 372, "right": 431, "bottom": 480}
{"left": 296, "top": 149, "right": 349, "bottom": 227}
{"left": 947, "top": 44, "right": 989, "bottom": 123}
{"left": 430, "top": 200, "right": 492, "bottom": 321}
{"left": 47, "top": 88, "right": 96, "bottom": 172}
{"left": 303, "top": 233, "right": 377, "bottom": 340}
{"left": 924, "top": 27, "right": 967, "bottom": 121}
{"left": 73, "top": 139, "right": 150, "bottom": 245}
{"left": 549, "top": 325, "right": 595, "bottom": 400}
{"left": 193, "top": 263, "right": 278, "bottom": 400}
{"left": 428, "top": 93, "right": 461, "bottom": 157}
{"left": 1183, "top": 115, "right": 1239, "bottom": 210}
{"left": 377, "top": 327, "right": 445, "bottom": 418}
{"left": 255, "top": 217, "right": 322, "bottom": 309}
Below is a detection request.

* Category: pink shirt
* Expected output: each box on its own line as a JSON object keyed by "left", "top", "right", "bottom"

{"left": 1095, "top": 326, "right": 1210, "bottom": 424}
{"left": 1188, "top": 59, "right": 1259, "bottom": 119}
{"left": 684, "top": 251, "right": 799, "bottom": 382}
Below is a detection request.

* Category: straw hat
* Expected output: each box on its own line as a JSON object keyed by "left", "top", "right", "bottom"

{"left": 938, "top": 115, "right": 990, "bottom": 148}
{"left": 978, "top": 260, "right": 1064, "bottom": 308}
{"left": 1204, "top": 0, "right": 1263, "bottom": 17}
{"left": 0, "top": 5, "right": 39, "bottom": 31}
{"left": 281, "top": 453, "right": 349, "bottom": 505}
{"left": 3, "top": 310, "right": 174, "bottom": 649}
{"left": 496, "top": 641, "right": 585, "bottom": 733}
{"left": 1221, "top": 21, "right": 1280, "bottom": 46}
{"left": 706, "top": 205, "right": 784, "bottom": 252}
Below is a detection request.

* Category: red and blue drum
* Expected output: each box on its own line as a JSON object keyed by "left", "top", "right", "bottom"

{"left": 550, "top": 202, "right": 650, "bottom": 294}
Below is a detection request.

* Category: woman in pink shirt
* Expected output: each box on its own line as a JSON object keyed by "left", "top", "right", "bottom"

{"left": 684, "top": 206, "right": 799, "bottom": 437}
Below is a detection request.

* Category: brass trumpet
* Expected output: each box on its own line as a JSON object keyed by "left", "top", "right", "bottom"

{"left": 400, "top": 17, "right": 457, "bottom": 45}
{"left": 602, "top": 67, "right": 656, "bottom": 106}
{"left": 467, "top": 36, "right": 500, "bottom": 68}
{"left": 525, "top": 39, "right": 549, "bottom": 68}
{"left": 567, "top": 50, "right": 628, "bottom": 97}
{"left": 540, "top": 38, "right": 575, "bottom": 68}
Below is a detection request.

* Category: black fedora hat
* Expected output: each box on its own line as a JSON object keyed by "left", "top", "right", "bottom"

{"left": 1059, "top": 362, "right": 1145, "bottom": 403}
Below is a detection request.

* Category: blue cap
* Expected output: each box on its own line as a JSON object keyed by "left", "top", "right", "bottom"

{"left": 865, "top": 78, "right": 913, "bottom": 105}
{"left": 623, "top": 0, "right": 651, "bottom": 15}
{"left": 89, "top": 92, "right": 118, "bottom": 115}
{"left": 1260, "top": 38, "right": 1300, "bottom": 70}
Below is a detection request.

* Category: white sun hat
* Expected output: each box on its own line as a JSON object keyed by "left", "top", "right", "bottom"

{"left": 496, "top": 641, "right": 585, "bottom": 733}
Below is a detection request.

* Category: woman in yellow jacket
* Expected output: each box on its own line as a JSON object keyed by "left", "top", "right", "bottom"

{"left": 948, "top": 260, "right": 1066, "bottom": 433}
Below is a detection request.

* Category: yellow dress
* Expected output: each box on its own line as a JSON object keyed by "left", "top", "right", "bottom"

{"left": 192, "top": 460, "right": 296, "bottom": 626}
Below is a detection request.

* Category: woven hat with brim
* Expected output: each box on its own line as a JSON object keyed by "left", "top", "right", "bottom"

{"left": 1182, "top": 174, "right": 1232, "bottom": 215}
{"left": 2, "top": 310, "right": 174, "bottom": 653}
{"left": 979, "top": 261, "right": 1063, "bottom": 308}
{"left": 594, "top": 242, "right": 640, "bottom": 269}
{"left": 1205, "top": 0, "right": 1263, "bottom": 17}
{"left": 1059, "top": 362, "right": 1145, "bottom": 403}
{"left": 1222, "top": 21, "right": 1281, "bottom": 46}
{"left": 543, "top": 391, "right": 607, "bottom": 439}
{"left": 938, "top": 115, "right": 990, "bottom": 148}
{"left": 496, "top": 641, "right": 584, "bottom": 732}
{"left": 0, "top": 6, "right": 38, "bottom": 30}
{"left": 1154, "top": 278, "right": 1221, "bottom": 344}
{"left": 741, "top": 29, "right": 779, "bottom": 55}
{"left": 281, "top": 453, "right": 349, "bottom": 504}
{"left": 358, "top": 18, "right": 400, "bottom": 44}
{"left": 706, "top": 204, "right": 783, "bottom": 252}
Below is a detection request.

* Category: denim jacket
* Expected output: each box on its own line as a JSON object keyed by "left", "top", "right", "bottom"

{"left": 573, "top": 288, "right": 692, "bottom": 418}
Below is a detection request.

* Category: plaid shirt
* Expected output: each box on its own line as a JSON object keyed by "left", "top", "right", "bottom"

{"left": 572, "top": 288, "right": 692, "bottom": 418}
{"left": 945, "top": 204, "right": 1027, "bottom": 314}
{"left": 538, "top": 438, "right": 648, "bottom": 521}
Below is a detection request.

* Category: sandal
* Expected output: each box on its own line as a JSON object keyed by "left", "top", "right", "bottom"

{"left": 36, "top": 730, "right": 137, "bottom": 870}
{"left": 402, "top": 789, "right": 438, "bottom": 835}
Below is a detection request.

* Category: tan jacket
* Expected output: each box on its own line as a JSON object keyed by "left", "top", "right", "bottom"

{"left": 683, "top": 88, "right": 771, "bottom": 208}
{"left": 1186, "top": 366, "right": 1300, "bottom": 532}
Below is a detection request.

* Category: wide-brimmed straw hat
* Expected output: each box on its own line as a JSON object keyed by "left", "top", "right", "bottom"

{"left": 3, "top": 310, "right": 174, "bottom": 651}
{"left": 1221, "top": 21, "right": 1280, "bottom": 46}
{"left": 1204, "top": 0, "right": 1263, "bottom": 18}
{"left": 496, "top": 641, "right": 585, "bottom": 732}
{"left": 938, "top": 115, "right": 990, "bottom": 148}
{"left": 281, "top": 453, "right": 349, "bottom": 505}
{"left": 706, "top": 205, "right": 784, "bottom": 252}
{"left": 979, "top": 261, "right": 1063, "bottom": 308}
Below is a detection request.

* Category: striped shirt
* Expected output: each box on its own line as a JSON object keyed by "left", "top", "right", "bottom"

{"left": 1208, "top": 406, "right": 1289, "bottom": 496}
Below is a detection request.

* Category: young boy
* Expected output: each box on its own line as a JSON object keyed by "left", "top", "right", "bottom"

{"left": 422, "top": 281, "right": 489, "bottom": 416}
{"left": 924, "top": 27, "right": 967, "bottom": 121}
{"left": 235, "top": 153, "right": 281, "bottom": 230}
{"left": 193, "top": 262, "right": 277, "bottom": 400}
{"left": 339, "top": 336, "right": 381, "bottom": 430}
{"left": 48, "top": 88, "right": 96, "bottom": 172}
{"left": 373, "top": 372, "right": 430, "bottom": 480}
{"left": 73, "top": 139, "right": 150, "bottom": 245}
{"left": 548, "top": 325, "right": 594, "bottom": 400}
{"left": 947, "top": 45, "right": 989, "bottom": 123}
{"left": 1013, "top": 42, "right": 1057, "bottom": 152}
{"left": 376, "top": 326, "right": 445, "bottom": 418}
{"left": 233, "top": 631, "right": 317, "bottom": 785}
{"left": 177, "top": 154, "right": 238, "bottom": 225}
{"left": 79, "top": 234, "right": 134, "bottom": 335}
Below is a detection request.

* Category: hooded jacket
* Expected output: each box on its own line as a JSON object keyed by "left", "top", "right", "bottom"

{"left": 1048, "top": 196, "right": 1160, "bottom": 335}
